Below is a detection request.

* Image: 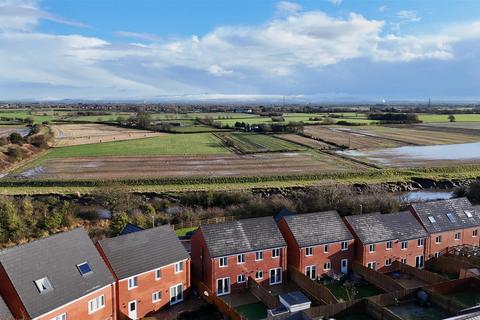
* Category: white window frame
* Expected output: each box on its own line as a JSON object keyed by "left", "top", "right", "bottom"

{"left": 434, "top": 252, "right": 440, "bottom": 258}
{"left": 386, "top": 240, "right": 392, "bottom": 250}
{"left": 417, "top": 238, "right": 425, "bottom": 247}
{"left": 435, "top": 235, "right": 442, "bottom": 244}
{"left": 35, "top": 277, "right": 53, "bottom": 294}
{"left": 269, "top": 268, "right": 282, "bottom": 285}
{"left": 323, "top": 261, "right": 331, "bottom": 271}
{"left": 341, "top": 241, "right": 348, "bottom": 251}
{"left": 272, "top": 248, "right": 280, "bottom": 259}
{"left": 237, "top": 274, "right": 246, "bottom": 283}
{"left": 255, "top": 251, "right": 264, "bottom": 261}
{"left": 255, "top": 270, "right": 263, "bottom": 280}
{"left": 400, "top": 258, "right": 407, "bottom": 264}
{"left": 367, "top": 261, "right": 376, "bottom": 270}
{"left": 50, "top": 313, "right": 67, "bottom": 320}
{"left": 385, "top": 258, "right": 392, "bottom": 266}
{"left": 305, "top": 247, "right": 313, "bottom": 256}
{"left": 473, "top": 229, "right": 478, "bottom": 237}
{"left": 88, "top": 294, "right": 105, "bottom": 314}
{"left": 324, "top": 244, "right": 329, "bottom": 253}
{"left": 155, "top": 268, "right": 161, "bottom": 280}
{"left": 219, "top": 257, "right": 228, "bottom": 267}
{"left": 170, "top": 283, "right": 184, "bottom": 305}
{"left": 454, "top": 232, "right": 461, "bottom": 241}
{"left": 401, "top": 241, "right": 408, "bottom": 250}
{"left": 152, "top": 291, "right": 162, "bottom": 303}
{"left": 369, "top": 244, "right": 376, "bottom": 253}
{"left": 305, "top": 265, "right": 316, "bottom": 280}
{"left": 237, "top": 254, "right": 245, "bottom": 264}
{"left": 175, "top": 261, "right": 184, "bottom": 273}
{"left": 127, "top": 276, "right": 138, "bottom": 290}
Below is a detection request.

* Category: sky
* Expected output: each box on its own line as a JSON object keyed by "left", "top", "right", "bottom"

{"left": 1, "top": 0, "right": 480, "bottom": 102}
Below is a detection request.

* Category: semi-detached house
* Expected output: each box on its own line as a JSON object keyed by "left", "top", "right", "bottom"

{"left": 0, "top": 228, "right": 115, "bottom": 320}
{"left": 410, "top": 197, "right": 480, "bottom": 259}
{"left": 96, "top": 225, "right": 190, "bottom": 320}
{"left": 277, "top": 210, "right": 354, "bottom": 279}
{"left": 191, "top": 216, "right": 287, "bottom": 296}
{"left": 344, "top": 211, "right": 428, "bottom": 272}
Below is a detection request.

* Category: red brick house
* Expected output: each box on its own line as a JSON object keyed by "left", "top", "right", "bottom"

{"left": 344, "top": 211, "right": 428, "bottom": 272}
{"left": 0, "top": 228, "right": 116, "bottom": 320}
{"left": 191, "top": 216, "right": 287, "bottom": 296}
{"left": 410, "top": 197, "right": 480, "bottom": 259}
{"left": 277, "top": 210, "right": 354, "bottom": 279}
{"left": 96, "top": 225, "right": 190, "bottom": 320}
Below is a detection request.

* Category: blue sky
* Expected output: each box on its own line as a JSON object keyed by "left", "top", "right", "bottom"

{"left": 1, "top": 0, "right": 480, "bottom": 102}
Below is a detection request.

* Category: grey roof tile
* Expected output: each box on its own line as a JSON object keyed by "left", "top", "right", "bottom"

{"left": 0, "top": 228, "right": 114, "bottom": 319}
{"left": 98, "top": 225, "right": 189, "bottom": 280}
{"left": 0, "top": 296, "right": 13, "bottom": 320}
{"left": 410, "top": 198, "right": 480, "bottom": 234}
{"left": 345, "top": 211, "right": 428, "bottom": 244}
{"left": 200, "top": 216, "right": 287, "bottom": 258}
{"left": 283, "top": 211, "right": 353, "bottom": 247}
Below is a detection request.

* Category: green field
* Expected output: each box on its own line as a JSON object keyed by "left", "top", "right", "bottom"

{"left": 216, "top": 113, "right": 372, "bottom": 126}
{"left": 39, "top": 133, "right": 231, "bottom": 159}
{"left": 217, "top": 132, "right": 305, "bottom": 153}
{"left": 0, "top": 110, "right": 63, "bottom": 123}
{"left": 418, "top": 113, "right": 480, "bottom": 123}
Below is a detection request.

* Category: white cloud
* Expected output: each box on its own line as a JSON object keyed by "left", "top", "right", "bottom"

{"left": 276, "top": 1, "right": 302, "bottom": 15}
{"left": 208, "top": 64, "right": 233, "bottom": 76}
{"left": 327, "top": 0, "right": 343, "bottom": 6}
{"left": 396, "top": 10, "right": 421, "bottom": 22}
{"left": 378, "top": 6, "right": 387, "bottom": 13}
{"left": 115, "top": 31, "right": 162, "bottom": 42}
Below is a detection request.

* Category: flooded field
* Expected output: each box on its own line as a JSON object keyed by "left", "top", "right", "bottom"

{"left": 0, "top": 126, "right": 30, "bottom": 138}
{"left": 339, "top": 142, "right": 480, "bottom": 167}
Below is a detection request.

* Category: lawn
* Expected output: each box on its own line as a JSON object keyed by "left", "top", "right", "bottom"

{"left": 325, "top": 282, "right": 382, "bottom": 301}
{"left": 418, "top": 113, "right": 480, "bottom": 123}
{"left": 235, "top": 302, "right": 267, "bottom": 320}
{"left": 39, "top": 133, "right": 231, "bottom": 158}
{"left": 217, "top": 132, "right": 305, "bottom": 153}
{"left": 175, "top": 227, "right": 197, "bottom": 237}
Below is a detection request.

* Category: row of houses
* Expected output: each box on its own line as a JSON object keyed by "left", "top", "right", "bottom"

{"left": 0, "top": 197, "right": 478, "bottom": 319}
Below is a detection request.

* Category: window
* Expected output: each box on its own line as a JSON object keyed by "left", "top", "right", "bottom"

{"left": 473, "top": 229, "right": 478, "bottom": 237}
{"left": 324, "top": 244, "right": 329, "bottom": 253}
{"left": 446, "top": 213, "right": 456, "bottom": 223}
{"left": 385, "top": 258, "right": 392, "bottom": 266}
{"left": 386, "top": 241, "right": 392, "bottom": 250}
{"left": 237, "top": 274, "right": 246, "bottom": 283}
{"left": 255, "top": 251, "right": 263, "bottom": 261}
{"left": 341, "top": 241, "right": 348, "bottom": 251}
{"left": 77, "top": 262, "right": 92, "bottom": 277}
{"left": 128, "top": 276, "right": 138, "bottom": 290}
{"left": 323, "top": 261, "right": 331, "bottom": 271}
{"left": 367, "top": 262, "right": 376, "bottom": 270}
{"left": 369, "top": 244, "right": 376, "bottom": 253}
{"left": 465, "top": 210, "right": 473, "bottom": 218}
{"left": 152, "top": 291, "right": 162, "bottom": 303}
{"left": 170, "top": 283, "right": 184, "bottom": 304}
{"left": 306, "top": 265, "right": 316, "bottom": 280}
{"left": 237, "top": 254, "right": 245, "bottom": 264}
{"left": 255, "top": 270, "right": 263, "bottom": 280}
{"left": 272, "top": 248, "right": 280, "bottom": 258}
{"left": 305, "top": 247, "right": 313, "bottom": 256}
{"left": 454, "top": 232, "right": 461, "bottom": 240}
{"left": 401, "top": 241, "right": 408, "bottom": 250}
{"left": 434, "top": 252, "right": 440, "bottom": 258}
{"left": 175, "top": 261, "right": 184, "bottom": 273}
{"left": 34, "top": 277, "right": 53, "bottom": 294}
{"left": 217, "top": 278, "right": 230, "bottom": 296}
{"left": 400, "top": 258, "right": 407, "bottom": 264}
{"left": 435, "top": 235, "right": 442, "bottom": 244}
{"left": 51, "top": 313, "right": 66, "bottom": 320}
{"left": 155, "top": 268, "right": 161, "bottom": 280}
{"left": 428, "top": 216, "right": 436, "bottom": 223}
{"left": 219, "top": 257, "right": 228, "bottom": 267}
{"left": 418, "top": 239, "right": 425, "bottom": 247}
{"left": 88, "top": 295, "right": 105, "bottom": 314}
{"left": 270, "top": 268, "right": 282, "bottom": 285}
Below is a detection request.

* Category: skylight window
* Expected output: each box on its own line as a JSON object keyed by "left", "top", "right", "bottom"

{"left": 34, "top": 277, "right": 53, "bottom": 293}
{"left": 77, "top": 262, "right": 92, "bottom": 276}
{"left": 446, "top": 213, "right": 456, "bottom": 223}
{"left": 427, "top": 216, "right": 436, "bottom": 223}
{"left": 465, "top": 210, "right": 473, "bottom": 218}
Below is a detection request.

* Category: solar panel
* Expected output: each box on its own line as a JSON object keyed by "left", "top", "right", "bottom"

{"left": 446, "top": 213, "right": 456, "bottom": 223}
{"left": 77, "top": 262, "right": 92, "bottom": 276}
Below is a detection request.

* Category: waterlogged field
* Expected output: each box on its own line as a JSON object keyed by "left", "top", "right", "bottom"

{"left": 50, "top": 123, "right": 164, "bottom": 147}
{"left": 0, "top": 125, "right": 30, "bottom": 138}
{"left": 215, "top": 132, "right": 305, "bottom": 153}
{"left": 274, "top": 134, "right": 334, "bottom": 150}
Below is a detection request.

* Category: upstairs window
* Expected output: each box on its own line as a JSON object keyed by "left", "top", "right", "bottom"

{"left": 77, "top": 262, "right": 92, "bottom": 277}
{"left": 255, "top": 251, "right": 264, "bottom": 261}
{"left": 237, "top": 254, "right": 245, "bottom": 264}
{"left": 219, "top": 257, "right": 228, "bottom": 267}
{"left": 155, "top": 268, "right": 161, "bottom": 280}
{"left": 35, "top": 277, "right": 53, "bottom": 294}
{"left": 473, "top": 229, "right": 478, "bottom": 237}
{"left": 454, "top": 232, "right": 461, "bottom": 240}
{"left": 369, "top": 244, "right": 376, "bottom": 253}
{"left": 401, "top": 241, "right": 408, "bottom": 250}
{"left": 418, "top": 238, "right": 425, "bottom": 247}
{"left": 175, "top": 261, "right": 184, "bottom": 273}
{"left": 88, "top": 295, "right": 105, "bottom": 314}
{"left": 127, "top": 276, "right": 138, "bottom": 290}
{"left": 324, "top": 244, "right": 329, "bottom": 253}
{"left": 341, "top": 241, "right": 348, "bottom": 251}
{"left": 435, "top": 235, "right": 442, "bottom": 244}
{"left": 305, "top": 247, "right": 313, "bottom": 256}
{"left": 272, "top": 248, "right": 280, "bottom": 258}
{"left": 428, "top": 216, "right": 436, "bottom": 223}
{"left": 386, "top": 241, "right": 392, "bottom": 250}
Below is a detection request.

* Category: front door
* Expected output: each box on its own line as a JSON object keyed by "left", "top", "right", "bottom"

{"left": 341, "top": 259, "right": 348, "bottom": 273}
{"left": 415, "top": 255, "right": 424, "bottom": 269}
{"left": 128, "top": 300, "right": 137, "bottom": 320}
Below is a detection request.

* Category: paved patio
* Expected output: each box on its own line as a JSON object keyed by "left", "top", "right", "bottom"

{"left": 145, "top": 296, "right": 207, "bottom": 320}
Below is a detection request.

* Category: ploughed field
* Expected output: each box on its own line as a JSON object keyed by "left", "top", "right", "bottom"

{"left": 274, "top": 134, "right": 334, "bottom": 150}
{"left": 50, "top": 123, "right": 164, "bottom": 147}
{"left": 215, "top": 132, "right": 305, "bottom": 153}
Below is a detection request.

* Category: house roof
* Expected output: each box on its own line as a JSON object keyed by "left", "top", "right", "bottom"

{"left": 119, "top": 223, "right": 144, "bottom": 235}
{"left": 98, "top": 225, "right": 189, "bottom": 280}
{"left": 282, "top": 211, "right": 353, "bottom": 247}
{"left": 410, "top": 198, "right": 480, "bottom": 234}
{"left": 345, "top": 211, "right": 428, "bottom": 244}
{"left": 200, "top": 216, "right": 287, "bottom": 258}
{"left": 0, "top": 228, "right": 114, "bottom": 319}
{"left": 0, "top": 296, "right": 13, "bottom": 320}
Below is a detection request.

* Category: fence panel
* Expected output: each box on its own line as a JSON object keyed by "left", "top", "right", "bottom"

{"left": 248, "top": 277, "right": 281, "bottom": 309}
{"left": 352, "top": 262, "right": 403, "bottom": 293}
{"left": 391, "top": 261, "right": 448, "bottom": 285}
{"left": 288, "top": 266, "right": 339, "bottom": 304}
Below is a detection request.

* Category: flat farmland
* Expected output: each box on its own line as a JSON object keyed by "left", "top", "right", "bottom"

{"left": 50, "top": 123, "right": 164, "bottom": 147}
{"left": 12, "top": 152, "right": 363, "bottom": 180}
{"left": 275, "top": 134, "right": 334, "bottom": 150}
{"left": 418, "top": 113, "right": 480, "bottom": 123}
{"left": 417, "top": 122, "right": 480, "bottom": 130}
{"left": 215, "top": 132, "right": 305, "bottom": 153}
{"left": 304, "top": 126, "right": 406, "bottom": 149}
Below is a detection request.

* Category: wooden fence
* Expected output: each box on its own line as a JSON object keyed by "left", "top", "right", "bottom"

{"left": 391, "top": 261, "right": 448, "bottom": 286}
{"left": 287, "top": 266, "right": 339, "bottom": 304}
{"left": 429, "top": 290, "right": 467, "bottom": 314}
{"left": 303, "top": 300, "right": 359, "bottom": 318}
{"left": 352, "top": 262, "right": 403, "bottom": 293}
{"left": 364, "top": 299, "right": 403, "bottom": 320}
{"left": 192, "top": 278, "right": 243, "bottom": 320}
{"left": 430, "top": 255, "right": 474, "bottom": 275}
{"left": 248, "top": 277, "right": 281, "bottom": 309}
